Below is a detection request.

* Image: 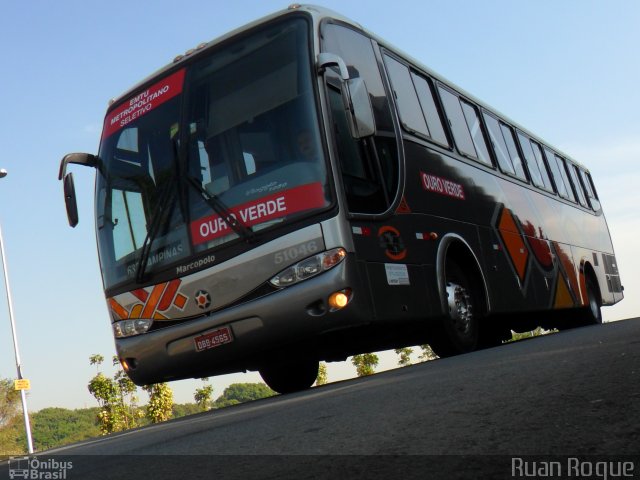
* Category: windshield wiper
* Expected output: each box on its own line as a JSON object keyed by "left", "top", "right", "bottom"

{"left": 186, "top": 176, "right": 255, "bottom": 243}
{"left": 134, "top": 183, "right": 176, "bottom": 283}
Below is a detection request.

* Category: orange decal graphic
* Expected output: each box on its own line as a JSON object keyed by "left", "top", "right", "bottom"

{"left": 552, "top": 241, "right": 580, "bottom": 304}
{"left": 497, "top": 208, "right": 529, "bottom": 283}
{"left": 109, "top": 280, "right": 188, "bottom": 321}
{"left": 554, "top": 274, "right": 575, "bottom": 308}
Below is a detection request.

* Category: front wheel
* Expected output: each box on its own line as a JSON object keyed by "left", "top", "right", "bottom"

{"left": 259, "top": 355, "right": 319, "bottom": 394}
{"left": 429, "top": 260, "right": 481, "bottom": 357}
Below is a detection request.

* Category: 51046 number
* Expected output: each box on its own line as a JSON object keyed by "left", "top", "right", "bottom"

{"left": 274, "top": 241, "right": 320, "bottom": 265}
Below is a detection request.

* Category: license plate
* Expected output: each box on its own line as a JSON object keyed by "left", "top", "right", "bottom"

{"left": 194, "top": 326, "right": 234, "bottom": 352}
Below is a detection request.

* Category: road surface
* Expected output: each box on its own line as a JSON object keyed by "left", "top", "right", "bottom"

{"left": 2, "top": 318, "right": 639, "bottom": 479}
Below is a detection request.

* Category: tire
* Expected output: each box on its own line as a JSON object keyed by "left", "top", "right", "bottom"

{"left": 578, "top": 274, "right": 602, "bottom": 326}
{"left": 429, "top": 259, "right": 481, "bottom": 357}
{"left": 259, "top": 355, "right": 319, "bottom": 394}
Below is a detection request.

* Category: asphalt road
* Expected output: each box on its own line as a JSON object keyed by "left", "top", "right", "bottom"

{"left": 2, "top": 318, "right": 639, "bottom": 479}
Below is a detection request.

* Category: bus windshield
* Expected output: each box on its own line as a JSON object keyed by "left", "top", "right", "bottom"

{"left": 96, "top": 18, "right": 330, "bottom": 291}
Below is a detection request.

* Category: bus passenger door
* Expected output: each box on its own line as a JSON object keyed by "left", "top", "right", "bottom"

{"left": 320, "top": 22, "right": 434, "bottom": 324}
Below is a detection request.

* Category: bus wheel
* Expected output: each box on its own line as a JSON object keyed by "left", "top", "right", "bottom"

{"left": 430, "top": 260, "right": 480, "bottom": 357}
{"left": 578, "top": 274, "right": 602, "bottom": 326}
{"left": 259, "top": 356, "right": 319, "bottom": 394}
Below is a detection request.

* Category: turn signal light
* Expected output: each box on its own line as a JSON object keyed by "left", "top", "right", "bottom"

{"left": 328, "top": 289, "right": 352, "bottom": 311}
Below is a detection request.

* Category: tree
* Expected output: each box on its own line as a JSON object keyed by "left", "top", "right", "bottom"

{"left": 143, "top": 383, "right": 174, "bottom": 423}
{"left": 27, "top": 408, "right": 101, "bottom": 451}
{"left": 351, "top": 353, "right": 379, "bottom": 377}
{"left": 0, "top": 378, "right": 23, "bottom": 455}
{"left": 194, "top": 379, "right": 214, "bottom": 412}
{"left": 0, "top": 378, "right": 20, "bottom": 427}
{"left": 419, "top": 345, "right": 438, "bottom": 361}
{"left": 315, "top": 362, "right": 328, "bottom": 386}
{"left": 87, "top": 354, "right": 142, "bottom": 434}
{"left": 213, "top": 383, "right": 275, "bottom": 409}
{"left": 394, "top": 347, "right": 413, "bottom": 366}
{"left": 172, "top": 403, "right": 201, "bottom": 418}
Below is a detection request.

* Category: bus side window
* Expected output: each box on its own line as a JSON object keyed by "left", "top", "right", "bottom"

{"left": 438, "top": 87, "right": 475, "bottom": 158}
{"left": 438, "top": 86, "right": 481, "bottom": 161}
{"left": 530, "top": 140, "right": 554, "bottom": 191}
{"left": 544, "top": 147, "right": 568, "bottom": 198}
{"left": 483, "top": 112, "right": 515, "bottom": 175}
{"left": 517, "top": 131, "right": 545, "bottom": 188}
{"left": 579, "top": 168, "right": 601, "bottom": 211}
{"left": 411, "top": 73, "right": 449, "bottom": 147}
{"left": 500, "top": 123, "right": 527, "bottom": 180}
{"left": 518, "top": 132, "right": 548, "bottom": 190}
{"left": 567, "top": 162, "right": 588, "bottom": 207}
{"left": 383, "top": 54, "right": 429, "bottom": 137}
{"left": 460, "top": 100, "right": 492, "bottom": 166}
{"left": 556, "top": 156, "right": 577, "bottom": 203}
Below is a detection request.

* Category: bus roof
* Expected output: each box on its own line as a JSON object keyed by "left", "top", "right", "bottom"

{"left": 105, "top": 4, "right": 589, "bottom": 172}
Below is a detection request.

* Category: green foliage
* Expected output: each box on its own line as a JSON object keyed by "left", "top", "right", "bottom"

{"left": 27, "top": 408, "right": 101, "bottom": 451}
{"left": 0, "top": 377, "right": 24, "bottom": 455}
{"left": 172, "top": 403, "right": 202, "bottom": 418}
{"left": 213, "top": 383, "right": 275, "bottom": 409}
{"left": 315, "top": 362, "right": 328, "bottom": 386}
{"left": 87, "top": 354, "right": 143, "bottom": 434}
{"left": 143, "top": 383, "right": 174, "bottom": 423}
{"left": 194, "top": 382, "right": 214, "bottom": 411}
{"left": 419, "top": 344, "right": 438, "bottom": 361}
{"left": 351, "top": 353, "right": 379, "bottom": 376}
{"left": 394, "top": 347, "right": 413, "bottom": 366}
{"left": 0, "top": 378, "right": 20, "bottom": 428}
{"left": 508, "top": 327, "right": 557, "bottom": 342}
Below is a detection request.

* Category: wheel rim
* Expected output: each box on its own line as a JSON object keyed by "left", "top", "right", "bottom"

{"left": 446, "top": 281, "right": 474, "bottom": 336}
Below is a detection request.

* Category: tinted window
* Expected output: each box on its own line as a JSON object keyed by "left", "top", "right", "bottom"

{"left": 323, "top": 23, "right": 394, "bottom": 132}
{"left": 383, "top": 55, "right": 429, "bottom": 136}
{"left": 500, "top": 124, "right": 527, "bottom": 180}
{"left": 438, "top": 87, "right": 477, "bottom": 159}
{"left": 517, "top": 132, "right": 544, "bottom": 187}
{"left": 483, "top": 113, "right": 515, "bottom": 174}
{"left": 530, "top": 140, "right": 554, "bottom": 191}
{"left": 461, "top": 100, "right": 491, "bottom": 165}
{"left": 557, "top": 156, "right": 576, "bottom": 203}
{"left": 544, "top": 148, "right": 574, "bottom": 201}
{"left": 322, "top": 23, "right": 399, "bottom": 214}
{"left": 412, "top": 73, "right": 449, "bottom": 146}
{"left": 568, "top": 163, "right": 588, "bottom": 207}
{"left": 579, "top": 169, "right": 601, "bottom": 210}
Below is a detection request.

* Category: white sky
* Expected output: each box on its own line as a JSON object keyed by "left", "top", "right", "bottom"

{"left": 0, "top": 0, "right": 638, "bottom": 412}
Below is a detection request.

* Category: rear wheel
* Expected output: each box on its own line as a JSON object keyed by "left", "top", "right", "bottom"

{"left": 429, "top": 260, "right": 481, "bottom": 357}
{"left": 578, "top": 274, "right": 602, "bottom": 326}
{"left": 259, "top": 354, "right": 319, "bottom": 394}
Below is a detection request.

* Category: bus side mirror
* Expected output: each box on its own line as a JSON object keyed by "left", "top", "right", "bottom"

{"left": 344, "top": 77, "right": 375, "bottom": 139}
{"left": 58, "top": 153, "right": 97, "bottom": 228}
{"left": 318, "top": 53, "right": 376, "bottom": 139}
{"left": 63, "top": 172, "right": 79, "bottom": 228}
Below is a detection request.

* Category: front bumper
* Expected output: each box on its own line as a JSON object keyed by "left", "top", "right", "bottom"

{"left": 116, "top": 255, "right": 369, "bottom": 385}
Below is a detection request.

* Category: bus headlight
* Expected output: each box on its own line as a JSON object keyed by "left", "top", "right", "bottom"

{"left": 113, "top": 319, "right": 153, "bottom": 338}
{"left": 269, "top": 247, "right": 346, "bottom": 287}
